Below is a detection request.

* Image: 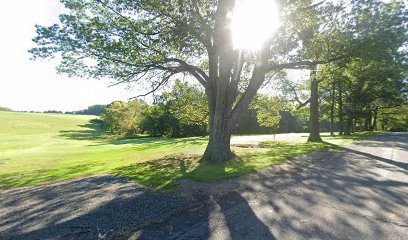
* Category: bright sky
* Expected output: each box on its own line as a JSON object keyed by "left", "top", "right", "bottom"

{"left": 0, "top": 0, "right": 394, "bottom": 112}
{"left": 0, "top": 0, "right": 137, "bottom": 112}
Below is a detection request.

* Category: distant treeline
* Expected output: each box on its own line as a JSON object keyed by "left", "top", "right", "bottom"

{"left": 0, "top": 106, "right": 13, "bottom": 111}
{"left": 7, "top": 105, "right": 107, "bottom": 116}
{"left": 65, "top": 105, "right": 106, "bottom": 116}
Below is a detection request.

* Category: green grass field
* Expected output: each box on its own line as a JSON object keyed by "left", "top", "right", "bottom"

{"left": 0, "top": 111, "right": 377, "bottom": 189}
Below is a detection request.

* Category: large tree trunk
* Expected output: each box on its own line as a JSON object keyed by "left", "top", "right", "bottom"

{"left": 381, "top": 114, "right": 386, "bottom": 131}
{"left": 202, "top": 116, "right": 233, "bottom": 162}
{"left": 200, "top": 1, "right": 236, "bottom": 163}
{"left": 372, "top": 108, "right": 378, "bottom": 131}
{"left": 338, "top": 81, "right": 344, "bottom": 135}
{"left": 344, "top": 116, "right": 352, "bottom": 135}
{"left": 308, "top": 69, "right": 322, "bottom": 142}
{"left": 352, "top": 118, "right": 356, "bottom": 133}
{"left": 202, "top": 88, "right": 234, "bottom": 162}
{"left": 200, "top": 1, "right": 268, "bottom": 162}
{"left": 330, "top": 82, "right": 336, "bottom": 137}
{"left": 202, "top": 63, "right": 267, "bottom": 162}
{"left": 364, "top": 115, "right": 370, "bottom": 131}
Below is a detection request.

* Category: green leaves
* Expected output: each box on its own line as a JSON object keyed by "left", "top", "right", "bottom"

{"left": 30, "top": 0, "right": 209, "bottom": 85}
{"left": 29, "top": 0, "right": 407, "bottom": 140}
{"left": 250, "top": 95, "right": 287, "bottom": 133}
{"left": 100, "top": 100, "right": 146, "bottom": 136}
{"left": 161, "top": 80, "right": 208, "bottom": 126}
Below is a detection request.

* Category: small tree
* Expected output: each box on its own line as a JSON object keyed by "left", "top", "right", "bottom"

{"left": 251, "top": 95, "right": 287, "bottom": 138}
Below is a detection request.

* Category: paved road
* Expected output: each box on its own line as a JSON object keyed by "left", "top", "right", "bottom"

{"left": 1, "top": 133, "right": 407, "bottom": 239}
{"left": 231, "top": 133, "right": 309, "bottom": 145}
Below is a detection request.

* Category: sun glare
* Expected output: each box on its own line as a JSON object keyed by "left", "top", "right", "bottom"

{"left": 231, "top": 0, "right": 280, "bottom": 51}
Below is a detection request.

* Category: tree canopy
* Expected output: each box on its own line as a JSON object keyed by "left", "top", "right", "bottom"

{"left": 31, "top": 0, "right": 408, "bottom": 162}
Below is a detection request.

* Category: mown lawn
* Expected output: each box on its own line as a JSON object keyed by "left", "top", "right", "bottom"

{"left": 0, "top": 111, "right": 207, "bottom": 189}
{"left": 0, "top": 111, "right": 378, "bottom": 189}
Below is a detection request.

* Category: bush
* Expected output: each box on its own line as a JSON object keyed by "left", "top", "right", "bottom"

{"left": 100, "top": 100, "right": 146, "bottom": 136}
{"left": 140, "top": 81, "right": 208, "bottom": 137}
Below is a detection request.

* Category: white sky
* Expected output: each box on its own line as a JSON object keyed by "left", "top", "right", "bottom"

{"left": 0, "top": 0, "right": 395, "bottom": 112}
{"left": 0, "top": 0, "right": 137, "bottom": 112}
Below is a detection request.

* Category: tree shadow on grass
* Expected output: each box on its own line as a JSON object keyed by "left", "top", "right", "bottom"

{"left": 59, "top": 119, "right": 107, "bottom": 141}
{"left": 58, "top": 119, "right": 208, "bottom": 148}
{"left": 112, "top": 154, "right": 201, "bottom": 189}
{"left": 0, "top": 162, "right": 103, "bottom": 190}
{"left": 111, "top": 140, "right": 336, "bottom": 190}
{"left": 112, "top": 153, "right": 263, "bottom": 189}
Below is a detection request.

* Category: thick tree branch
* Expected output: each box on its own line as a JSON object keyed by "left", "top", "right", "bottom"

{"left": 269, "top": 55, "right": 349, "bottom": 72}
{"left": 229, "top": 51, "right": 269, "bottom": 126}
{"left": 283, "top": 79, "right": 311, "bottom": 109}
{"left": 297, "top": 98, "right": 311, "bottom": 109}
{"left": 165, "top": 58, "right": 209, "bottom": 87}
{"left": 129, "top": 70, "right": 182, "bottom": 99}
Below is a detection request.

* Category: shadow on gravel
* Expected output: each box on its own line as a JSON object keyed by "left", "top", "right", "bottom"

{"left": 135, "top": 192, "right": 277, "bottom": 240}
{"left": 0, "top": 176, "right": 195, "bottom": 240}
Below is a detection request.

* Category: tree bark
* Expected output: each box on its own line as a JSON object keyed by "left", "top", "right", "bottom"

{"left": 364, "top": 116, "right": 370, "bottom": 131}
{"left": 201, "top": 59, "right": 267, "bottom": 162}
{"left": 345, "top": 116, "right": 352, "bottom": 135}
{"left": 330, "top": 82, "right": 336, "bottom": 137}
{"left": 338, "top": 81, "right": 344, "bottom": 135}
{"left": 381, "top": 114, "right": 386, "bottom": 131}
{"left": 202, "top": 112, "right": 233, "bottom": 162}
{"left": 372, "top": 108, "right": 378, "bottom": 131}
{"left": 200, "top": 1, "right": 269, "bottom": 162}
{"left": 351, "top": 118, "right": 356, "bottom": 133}
{"left": 200, "top": 1, "right": 236, "bottom": 163}
{"left": 308, "top": 68, "right": 322, "bottom": 142}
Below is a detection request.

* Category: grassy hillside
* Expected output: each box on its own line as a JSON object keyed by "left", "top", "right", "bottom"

{"left": 0, "top": 111, "right": 377, "bottom": 189}
{"left": 0, "top": 111, "right": 207, "bottom": 189}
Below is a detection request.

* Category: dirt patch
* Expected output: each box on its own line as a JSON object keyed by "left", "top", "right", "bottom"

{"left": 231, "top": 144, "right": 260, "bottom": 148}
{"left": 0, "top": 158, "right": 9, "bottom": 165}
